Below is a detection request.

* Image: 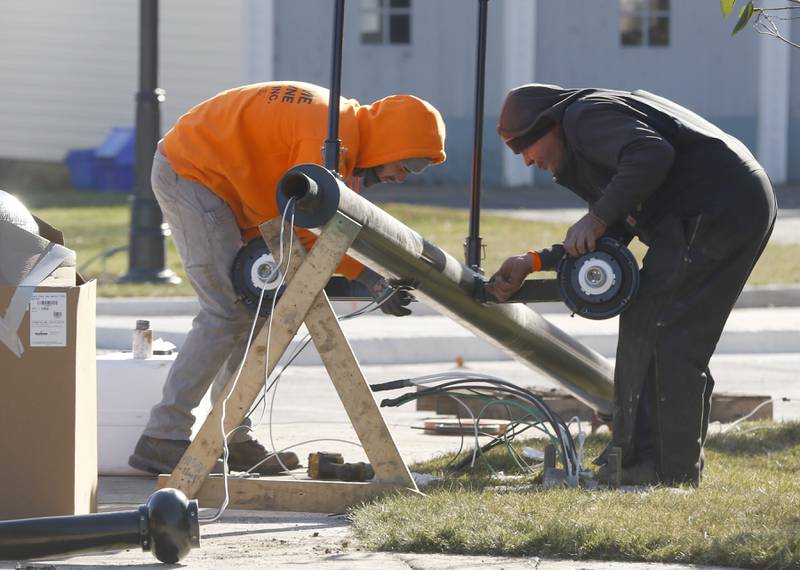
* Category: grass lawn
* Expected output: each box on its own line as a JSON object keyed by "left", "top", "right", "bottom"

{"left": 21, "top": 190, "right": 800, "bottom": 296}
{"left": 351, "top": 421, "right": 800, "bottom": 569}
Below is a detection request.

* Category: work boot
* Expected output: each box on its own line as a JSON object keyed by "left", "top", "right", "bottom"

{"left": 596, "top": 461, "right": 659, "bottom": 487}
{"left": 128, "top": 435, "right": 224, "bottom": 475}
{"left": 129, "top": 436, "right": 190, "bottom": 474}
{"left": 226, "top": 439, "right": 299, "bottom": 475}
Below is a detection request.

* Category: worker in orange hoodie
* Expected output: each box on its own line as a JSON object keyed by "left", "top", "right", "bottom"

{"left": 129, "top": 81, "right": 446, "bottom": 476}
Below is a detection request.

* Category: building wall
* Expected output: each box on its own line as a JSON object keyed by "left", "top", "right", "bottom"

{"left": 536, "top": 0, "right": 759, "bottom": 141}
{"left": 789, "top": 16, "right": 800, "bottom": 182}
{"left": 0, "top": 1, "right": 797, "bottom": 186}
{"left": 274, "top": 0, "right": 506, "bottom": 186}
{"left": 0, "top": 0, "right": 246, "bottom": 163}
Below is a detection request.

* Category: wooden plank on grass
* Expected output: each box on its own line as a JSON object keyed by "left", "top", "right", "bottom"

{"left": 426, "top": 388, "right": 773, "bottom": 424}
{"left": 710, "top": 394, "right": 772, "bottom": 423}
{"left": 159, "top": 475, "right": 416, "bottom": 513}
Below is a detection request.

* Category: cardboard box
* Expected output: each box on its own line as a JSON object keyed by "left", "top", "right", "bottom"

{"left": 0, "top": 215, "right": 97, "bottom": 520}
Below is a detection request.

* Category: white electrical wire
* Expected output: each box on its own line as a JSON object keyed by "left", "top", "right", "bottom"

{"left": 385, "top": 371, "right": 579, "bottom": 476}
{"left": 474, "top": 400, "right": 534, "bottom": 474}
{"left": 200, "top": 199, "right": 296, "bottom": 524}
{"left": 721, "top": 399, "right": 774, "bottom": 434}
{"left": 253, "top": 270, "right": 402, "bottom": 476}
{"left": 252, "top": 206, "right": 298, "bottom": 478}
{"left": 200, "top": 206, "right": 419, "bottom": 521}
{"left": 445, "top": 394, "right": 482, "bottom": 469}
{"left": 261, "top": 292, "right": 403, "bottom": 478}
{"left": 566, "top": 415, "right": 585, "bottom": 482}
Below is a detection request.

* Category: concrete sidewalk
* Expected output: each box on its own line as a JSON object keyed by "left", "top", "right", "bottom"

{"left": 12, "top": 351, "right": 793, "bottom": 569}
{"left": 0, "top": 492, "right": 738, "bottom": 570}
{"left": 17, "top": 352, "right": 790, "bottom": 568}
{"left": 37, "top": 186, "right": 794, "bottom": 569}
{"left": 96, "top": 295, "right": 800, "bottom": 366}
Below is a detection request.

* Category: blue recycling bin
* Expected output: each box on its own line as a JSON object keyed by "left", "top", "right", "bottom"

{"left": 65, "top": 148, "right": 96, "bottom": 190}
{"left": 64, "top": 127, "right": 135, "bottom": 192}
{"left": 93, "top": 127, "right": 135, "bottom": 192}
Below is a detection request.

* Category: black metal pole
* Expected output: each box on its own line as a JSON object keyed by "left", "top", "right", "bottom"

{"left": 465, "top": 0, "right": 489, "bottom": 272}
{"left": 324, "top": 0, "right": 346, "bottom": 174}
{"left": 120, "top": 0, "right": 180, "bottom": 284}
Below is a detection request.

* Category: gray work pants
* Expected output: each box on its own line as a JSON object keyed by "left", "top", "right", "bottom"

{"left": 143, "top": 151, "right": 256, "bottom": 441}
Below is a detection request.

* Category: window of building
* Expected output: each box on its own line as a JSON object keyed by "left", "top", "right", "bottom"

{"left": 620, "top": 0, "right": 670, "bottom": 47}
{"left": 360, "top": 0, "right": 411, "bottom": 45}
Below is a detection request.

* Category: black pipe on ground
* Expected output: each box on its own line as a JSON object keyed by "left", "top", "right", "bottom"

{"left": 0, "top": 488, "right": 199, "bottom": 564}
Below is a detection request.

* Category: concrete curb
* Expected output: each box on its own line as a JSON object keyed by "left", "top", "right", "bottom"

{"left": 96, "top": 284, "right": 800, "bottom": 317}
{"left": 734, "top": 284, "right": 800, "bottom": 308}
{"left": 96, "top": 324, "right": 800, "bottom": 364}
{"left": 97, "top": 305, "right": 800, "bottom": 364}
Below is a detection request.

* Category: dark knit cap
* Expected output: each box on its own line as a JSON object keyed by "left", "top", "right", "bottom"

{"left": 498, "top": 83, "right": 594, "bottom": 154}
{"left": 504, "top": 120, "right": 554, "bottom": 153}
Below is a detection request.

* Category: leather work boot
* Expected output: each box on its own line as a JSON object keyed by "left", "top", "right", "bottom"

{"left": 129, "top": 436, "right": 190, "bottom": 474}
{"left": 128, "top": 435, "right": 224, "bottom": 475}
{"left": 226, "top": 439, "right": 300, "bottom": 475}
{"left": 596, "top": 461, "right": 660, "bottom": 487}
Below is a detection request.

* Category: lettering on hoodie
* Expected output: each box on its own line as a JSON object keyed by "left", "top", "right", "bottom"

{"left": 258, "top": 85, "right": 314, "bottom": 105}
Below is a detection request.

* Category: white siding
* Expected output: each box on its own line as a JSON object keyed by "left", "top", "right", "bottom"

{"left": 0, "top": 0, "right": 248, "bottom": 162}
{"left": 501, "top": 0, "right": 535, "bottom": 187}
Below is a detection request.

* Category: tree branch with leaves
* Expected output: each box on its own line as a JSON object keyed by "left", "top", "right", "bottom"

{"left": 721, "top": 0, "right": 800, "bottom": 48}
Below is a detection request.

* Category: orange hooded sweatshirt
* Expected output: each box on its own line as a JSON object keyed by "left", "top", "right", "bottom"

{"left": 162, "top": 81, "right": 446, "bottom": 279}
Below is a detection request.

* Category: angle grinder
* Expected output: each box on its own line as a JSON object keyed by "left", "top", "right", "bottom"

{"left": 231, "top": 237, "right": 286, "bottom": 317}
{"left": 555, "top": 238, "right": 640, "bottom": 320}
{"left": 231, "top": 237, "right": 374, "bottom": 317}
{"left": 483, "top": 237, "right": 639, "bottom": 320}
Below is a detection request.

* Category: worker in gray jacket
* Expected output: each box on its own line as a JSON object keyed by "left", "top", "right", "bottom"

{"left": 487, "top": 84, "right": 776, "bottom": 486}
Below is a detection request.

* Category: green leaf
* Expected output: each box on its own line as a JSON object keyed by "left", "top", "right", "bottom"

{"left": 732, "top": 1, "right": 754, "bottom": 35}
{"left": 720, "top": 0, "right": 736, "bottom": 17}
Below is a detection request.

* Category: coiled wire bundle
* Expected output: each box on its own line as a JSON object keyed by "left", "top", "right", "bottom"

{"left": 372, "top": 372, "right": 586, "bottom": 483}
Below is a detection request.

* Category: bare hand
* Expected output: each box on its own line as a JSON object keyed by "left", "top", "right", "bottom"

{"left": 485, "top": 254, "right": 532, "bottom": 302}
{"left": 564, "top": 212, "right": 607, "bottom": 257}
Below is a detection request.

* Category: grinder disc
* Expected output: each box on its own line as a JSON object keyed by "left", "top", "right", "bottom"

{"left": 231, "top": 237, "right": 285, "bottom": 317}
{"left": 556, "top": 237, "right": 639, "bottom": 320}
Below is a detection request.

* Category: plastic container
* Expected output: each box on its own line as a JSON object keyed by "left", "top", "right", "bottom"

{"left": 132, "top": 319, "right": 153, "bottom": 359}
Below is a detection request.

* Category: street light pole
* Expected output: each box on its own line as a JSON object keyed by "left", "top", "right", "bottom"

{"left": 465, "top": 0, "right": 489, "bottom": 273}
{"left": 119, "top": 0, "right": 180, "bottom": 285}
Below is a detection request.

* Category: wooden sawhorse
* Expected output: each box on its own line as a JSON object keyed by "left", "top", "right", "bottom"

{"left": 158, "top": 213, "right": 418, "bottom": 512}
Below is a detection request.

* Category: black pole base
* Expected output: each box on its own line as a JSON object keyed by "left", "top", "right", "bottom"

{"left": 118, "top": 268, "right": 182, "bottom": 285}
{"left": 0, "top": 488, "right": 199, "bottom": 564}
{"left": 464, "top": 235, "right": 484, "bottom": 274}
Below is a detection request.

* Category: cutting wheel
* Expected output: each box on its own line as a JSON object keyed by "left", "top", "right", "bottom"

{"left": 556, "top": 238, "right": 639, "bottom": 320}
{"left": 231, "top": 237, "right": 284, "bottom": 317}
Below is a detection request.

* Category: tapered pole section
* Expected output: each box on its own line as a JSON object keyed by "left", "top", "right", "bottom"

{"left": 277, "top": 165, "right": 615, "bottom": 415}
{"left": 324, "top": 0, "right": 346, "bottom": 174}
{"left": 120, "top": 0, "right": 180, "bottom": 284}
{"left": 466, "top": 0, "right": 489, "bottom": 272}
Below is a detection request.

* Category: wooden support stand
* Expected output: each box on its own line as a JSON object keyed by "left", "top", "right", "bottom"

{"left": 159, "top": 213, "right": 418, "bottom": 513}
